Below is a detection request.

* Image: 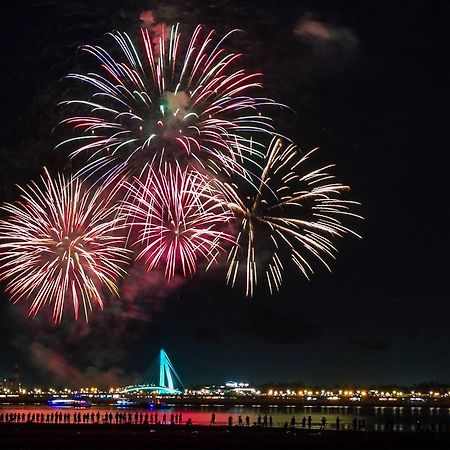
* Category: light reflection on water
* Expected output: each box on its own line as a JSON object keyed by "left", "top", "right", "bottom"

{"left": 0, "top": 404, "right": 449, "bottom": 432}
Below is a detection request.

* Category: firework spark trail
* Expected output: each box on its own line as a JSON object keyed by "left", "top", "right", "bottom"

{"left": 0, "top": 17, "right": 364, "bottom": 325}
{"left": 0, "top": 169, "right": 131, "bottom": 322}
{"left": 215, "top": 137, "right": 362, "bottom": 297}
{"left": 122, "top": 163, "right": 235, "bottom": 280}
{"left": 57, "top": 24, "right": 276, "bottom": 182}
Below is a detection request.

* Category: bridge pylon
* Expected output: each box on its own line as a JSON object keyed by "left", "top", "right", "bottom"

{"left": 122, "top": 348, "right": 183, "bottom": 395}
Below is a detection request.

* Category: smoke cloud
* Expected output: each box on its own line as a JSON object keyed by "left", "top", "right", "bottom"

{"left": 9, "top": 264, "right": 185, "bottom": 388}
{"left": 165, "top": 91, "right": 190, "bottom": 111}
{"left": 294, "top": 15, "right": 359, "bottom": 51}
{"left": 139, "top": 9, "right": 171, "bottom": 57}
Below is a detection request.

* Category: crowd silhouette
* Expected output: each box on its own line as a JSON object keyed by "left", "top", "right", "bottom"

{"left": 0, "top": 410, "right": 449, "bottom": 433}
{"left": 0, "top": 411, "right": 184, "bottom": 426}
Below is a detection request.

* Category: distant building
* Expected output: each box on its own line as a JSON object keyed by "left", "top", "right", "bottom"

{"left": 189, "top": 381, "right": 258, "bottom": 398}
{"left": 223, "top": 381, "right": 256, "bottom": 395}
{"left": 0, "top": 363, "right": 21, "bottom": 394}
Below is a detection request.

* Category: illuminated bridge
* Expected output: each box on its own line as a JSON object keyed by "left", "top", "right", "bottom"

{"left": 122, "top": 349, "right": 183, "bottom": 395}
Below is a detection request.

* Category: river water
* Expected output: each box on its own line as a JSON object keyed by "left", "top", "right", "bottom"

{"left": 1, "top": 404, "right": 449, "bottom": 432}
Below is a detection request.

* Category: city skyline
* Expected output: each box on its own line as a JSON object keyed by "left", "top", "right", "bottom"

{"left": 0, "top": 0, "right": 448, "bottom": 389}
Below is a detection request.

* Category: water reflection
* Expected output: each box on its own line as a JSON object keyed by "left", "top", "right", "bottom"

{"left": 0, "top": 404, "right": 449, "bottom": 432}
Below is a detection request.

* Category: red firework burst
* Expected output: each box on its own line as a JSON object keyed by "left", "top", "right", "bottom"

{"left": 122, "top": 164, "right": 234, "bottom": 279}
{"left": 0, "top": 169, "right": 131, "bottom": 322}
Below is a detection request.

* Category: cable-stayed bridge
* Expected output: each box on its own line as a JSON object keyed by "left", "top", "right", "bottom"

{"left": 122, "top": 349, "right": 183, "bottom": 395}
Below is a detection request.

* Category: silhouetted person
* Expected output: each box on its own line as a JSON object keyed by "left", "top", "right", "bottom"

{"left": 178, "top": 413, "right": 182, "bottom": 423}
{"left": 210, "top": 412, "right": 216, "bottom": 426}
{"left": 302, "top": 416, "right": 306, "bottom": 428}
{"left": 320, "top": 417, "right": 326, "bottom": 430}
{"left": 290, "top": 416, "right": 296, "bottom": 428}
{"left": 257, "top": 415, "right": 262, "bottom": 427}
{"left": 245, "top": 415, "right": 250, "bottom": 427}
{"left": 186, "top": 417, "right": 192, "bottom": 427}
{"left": 307, "top": 416, "right": 312, "bottom": 430}
{"left": 263, "top": 414, "right": 268, "bottom": 427}
{"left": 238, "top": 415, "right": 243, "bottom": 426}
{"left": 170, "top": 413, "right": 174, "bottom": 425}
{"left": 336, "top": 417, "right": 340, "bottom": 430}
{"left": 269, "top": 415, "right": 273, "bottom": 428}
{"left": 162, "top": 413, "right": 166, "bottom": 424}
{"left": 228, "top": 415, "right": 233, "bottom": 427}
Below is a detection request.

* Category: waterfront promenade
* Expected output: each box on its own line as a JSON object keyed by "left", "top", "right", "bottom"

{"left": 1, "top": 422, "right": 450, "bottom": 450}
{"left": 1, "top": 407, "right": 450, "bottom": 450}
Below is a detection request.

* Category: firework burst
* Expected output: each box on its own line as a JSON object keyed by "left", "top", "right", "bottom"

{"left": 0, "top": 169, "right": 130, "bottom": 322}
{"left": 215, "top": 138, "right": 362, "bottom": 296}
{"left": 58, "top": 24, "right": 275, "bottom": 181}
{"left": 0, "top": 19, "right": 363, "bottom": 322}
{"left": 122, "top": 163, "right": 234, "bottom": 280}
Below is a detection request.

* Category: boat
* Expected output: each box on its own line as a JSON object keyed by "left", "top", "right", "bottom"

{"left": 116, "top": 398, "right": 140, "bottom": 407}
{"left": 116, "top": 397, "right": 168, "bottom": 409}
{"left": 48, "top": 398, "right": 91, "bottom": 407}
{"left": 148, "top": 401, "right": 168, "bottom": 410}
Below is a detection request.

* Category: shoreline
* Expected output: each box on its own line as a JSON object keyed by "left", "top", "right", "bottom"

{"left": 0, "top": 397, "right": 444, "bottom": 408}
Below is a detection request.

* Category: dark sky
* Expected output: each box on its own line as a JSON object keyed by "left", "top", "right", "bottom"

{"left": 0, "top": 0, "right": 448, "bottom": 388}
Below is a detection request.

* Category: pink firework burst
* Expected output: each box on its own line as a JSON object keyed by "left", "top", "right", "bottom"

{"left": 57, "top": 24, "right": 274, "bottom": 181}
{"left": 122, "top": 164, "right": 234, "bottom": 279}
{"left": 0, "top": 169, "right": 131, "bottom": 322}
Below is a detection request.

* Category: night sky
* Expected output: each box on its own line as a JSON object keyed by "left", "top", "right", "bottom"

{"left": 0, "top": 0, "right": 448, "bottom": 388}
